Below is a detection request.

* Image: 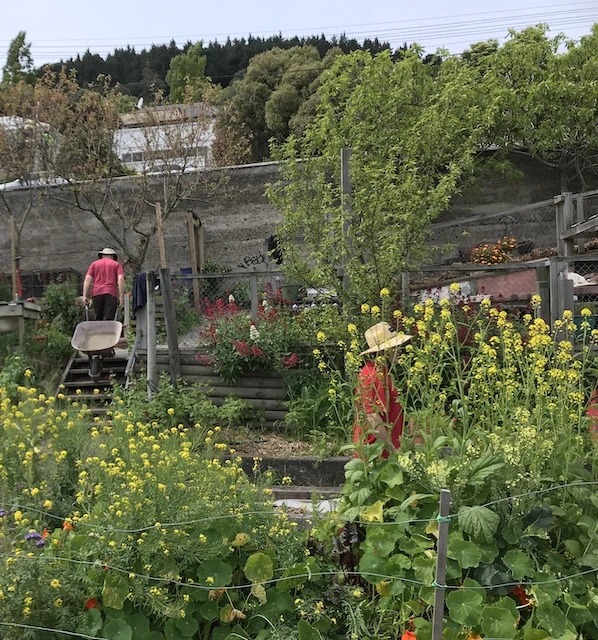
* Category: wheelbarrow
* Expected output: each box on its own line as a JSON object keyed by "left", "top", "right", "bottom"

{"left": 71, "top": 307, "right": 122, "bottom": 381}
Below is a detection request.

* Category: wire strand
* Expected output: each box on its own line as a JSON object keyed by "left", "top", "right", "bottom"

{"left": 0, "top": 622, "right": 104, "bottom": 640}
{"left": 449, "top": 481, "right": 598, "bottom": 518}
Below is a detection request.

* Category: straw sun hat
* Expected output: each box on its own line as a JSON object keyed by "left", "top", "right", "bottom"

{"left": 98, "top": 247, "right": 118, "bottom": 258}
{"left": 361, "top": 322, "right": 412, "bottom": 355}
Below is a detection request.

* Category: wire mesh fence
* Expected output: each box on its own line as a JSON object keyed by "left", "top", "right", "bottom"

{"left": 406, "top": 260, "right": 547, "bottom": 308}
{"left": 0, "top": 268, "right": 82, "bottom": 301}
{"left": 427, "top": 198, "right": 559, "bottom": 265}
{"left": 166, "top": 270, "right": 289, "bottom": 348}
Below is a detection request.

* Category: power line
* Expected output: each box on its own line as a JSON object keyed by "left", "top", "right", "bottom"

{"left": 4, "top": 8, "right": 594, "bottom": 56}
{"left": 0, "top": 1, "right": 593, "bottom": 45}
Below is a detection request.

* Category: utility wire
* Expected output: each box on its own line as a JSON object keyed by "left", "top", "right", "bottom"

{"left": 12, "top": 9, "right": 596, "bottom": 52}
{"left": 11, "top": 13, "right": 595, "bottom": 59}
{"left": 0, "top": 1, "right": 593, "bottom": 44}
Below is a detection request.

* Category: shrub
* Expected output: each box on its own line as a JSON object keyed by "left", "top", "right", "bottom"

{"left": 41, "top": 282, "right": 82, "bottom": 334}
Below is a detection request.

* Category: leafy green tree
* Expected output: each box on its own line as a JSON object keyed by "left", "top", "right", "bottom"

{"left": 268, "top": 49, "right": 500, "bottom": 301}
{"left": 2, "top": 31, "right": 35, "bottom": 85}
{"left": 481, "top": 25, "right": 598, "bottom": 190}
{"left": 215, "top": 46, "right": 341, "bottom": 163}
{"left": 166, "top": 42, "right": 208, "bottom": 103}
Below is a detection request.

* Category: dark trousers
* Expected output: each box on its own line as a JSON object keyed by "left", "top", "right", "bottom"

{"left": 92, "top": 294, "right": 118, "bottom": 321}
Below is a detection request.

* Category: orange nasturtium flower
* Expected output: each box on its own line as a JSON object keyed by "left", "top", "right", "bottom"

{"left": 63, "top": 521, "right": 73, "bottom": 531}
{"left": 402, "top": 632, "right": 417, "bottom": 640}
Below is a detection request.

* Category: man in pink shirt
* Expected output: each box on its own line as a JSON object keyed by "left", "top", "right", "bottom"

{"left": 83, "top": 248, "right": 125, "bottom": 320}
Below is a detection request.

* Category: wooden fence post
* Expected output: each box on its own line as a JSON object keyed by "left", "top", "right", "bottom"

{"left": 146, "top": 271, "right": 157, "bottom": 400}
{"left": 159, "top": 267, "right": 182, "bottom": 384}
{"left": 250, "top": 274, "right": 259, "bottom": 325}
{"left": 155, "top": 202, "right": 167, "bottom": 268}
{"left": 431, "top": 489, "right": 451, "bottom": 640}
{"left": 187, "top": 211, "right": 201, "bottom": 308}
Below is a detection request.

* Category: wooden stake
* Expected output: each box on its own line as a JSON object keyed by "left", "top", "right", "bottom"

{"left": 10, "top": 214, "right": 18, "bottom": 300}
{"left": 431, "top": 489, "right": 451, "bottom": 640}
{"left": 187, "top": 211, "right": 200, "bottom": 308}
{"left": 155, "top": 202, "right": 167, "bottom": 268}
{"left": 159, "top": 267, "right": 181, "bottom": 383}
{"left": 146, "top": 271, "right": 157, "bottom": 400}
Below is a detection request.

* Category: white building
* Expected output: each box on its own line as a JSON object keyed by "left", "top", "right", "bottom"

{"left": 113, "top": 103, "right": 217, "bottom": 174}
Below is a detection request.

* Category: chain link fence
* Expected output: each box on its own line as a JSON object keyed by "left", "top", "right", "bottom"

{"left": 166, "top": 270, "right": 292, "bottom": 348}
{"left": 406, "top": 261, "right": 547, "bottom": 308}
{"left": 0, "top": 268, "right": 82, "bottom": 302}
{"left": 427, "top": 198, "right": 558, "bottom": 265}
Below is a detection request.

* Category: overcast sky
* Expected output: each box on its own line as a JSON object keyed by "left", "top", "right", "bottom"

{"left": 0, "top": 0, "right": 596, "bottom": 66}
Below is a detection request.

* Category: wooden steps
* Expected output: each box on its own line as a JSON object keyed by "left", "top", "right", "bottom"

{"left": 58, "top": 355, "right": 128, "bottom": 415}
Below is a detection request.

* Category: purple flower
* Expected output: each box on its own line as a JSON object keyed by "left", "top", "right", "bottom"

{"left": 24, "top": 531, "right": 42, "bottom": 541}
{"left": 0, "top": 509, "right": 7, "bottom": 518}
{"left": 36, "top": 539, "right": 46, "bottom": 548}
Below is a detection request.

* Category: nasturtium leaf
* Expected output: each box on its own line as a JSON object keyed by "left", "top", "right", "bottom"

{"left": 447, "top": 538, "right": 482, "bottom": 568}
{"left": 446, "top": 589, "right": 483, "bottom": 627}
{"left": 480, "top": 606, "right": 517, "bottom": 639}
{"left": 504, "top": 549, "right": 536, "bottom": 580}
{"left": 227, "top": 624, "right": 250, "bottom": 638}
{"left": 564, "top": 538, "right": 583, "bottom": 559}
{"left": 164, "top": 619, "right": 186, "bottom": 640}
{"left": 200, "top": 601, "right": 220, "bottom": 621}
{"left": 425, "top": 519, "right": 439, "bottom": 538}
{"left": 250, "top": 583, "right": 267, "bottom": 604}
{"left": 175, "top": 616, "right": 199, "bottom": 637}
{"left": 386, "top": 553, "right": 411, "bottom": 573}
{"left": 399, "top": 493, "right": 434, "bottom": 511}
{"left": 141, "top": 632, "right": 164, "bottom": 640}
{"left": 297, "top": 619, "right": 322, "bottom": 640}
{"left": 197, "top": 559, "right": 233, "bottom": 587}
{"left": 361, "top": 500, "right": 384, "bottom": 522}
{"left": 211, "top": 626, "right": 231, "bottom": 640}
{"left": 458, "top": 505, "right": 500, "bottom": 543}
{"left": 103, "top": 618, "right": 133, "bottom": 640}
{"left": 412, "top": 556, "right": 436, "bottom": 585}
{"left": 261, "top": 588, "right": 294, "bottom": 616}
{"left": 358, "top": 551, "right": 388, "bottom": 584}
{"left": 125, "top": 613, "right": 150, "bottom": 636}
{"left": 244, "top": 552, "right": 274, "bottom": 583}
{"left": 413, "top": 617, "right": 433, "bottom": 640}
{"left": 477, "top": 539, "right": 499, "bottom": 563}
{"left": 531, "top": 573, "right": 561, "bottom": 605}
{"left": 102, "top": 574, "right": 130, "bottom": 610}
{"left": 77, "top": 608, "right": 103, "bottom": 636}
{"left": 535, "top": 604, "right": 572, "bottom": 638}
{"left": 365, "top": 527, "right": 396, "bottom": 557}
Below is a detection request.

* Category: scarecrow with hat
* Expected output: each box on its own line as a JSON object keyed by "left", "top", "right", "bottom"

{"left": 82, "top": 248, "right": 125, "bottom": 321}
{"left": 353, "top": 322, "right": 412, "bottom": 459}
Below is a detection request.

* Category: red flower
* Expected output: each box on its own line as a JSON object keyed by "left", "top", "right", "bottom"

{"left": 512, "top": 585, "right": 530, "bottom": 606}
{"left": 251, "top": 344, "right": 265, "bottom": 358}
{"left": 283, "top": 353, "right": 299, "bottom": 369}
{"left": 402, "top": 632, "right": 417, "bottom": 640}
{"left": 232, "top": 340, "right": 251, "bottom": 356}
{"left": 195, "top": 354, "right": 214, "bottom": 366}
{"left": 85, "top": 598, "right": 97, "bottom": 609}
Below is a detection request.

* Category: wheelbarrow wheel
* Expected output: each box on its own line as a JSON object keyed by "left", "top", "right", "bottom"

{"left": 89, "top": 355, "right": 102, "bottom": 380}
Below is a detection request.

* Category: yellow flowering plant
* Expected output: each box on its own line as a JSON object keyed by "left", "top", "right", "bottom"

{"left": 311, "top": 291, "right": 598, "bottom": 640}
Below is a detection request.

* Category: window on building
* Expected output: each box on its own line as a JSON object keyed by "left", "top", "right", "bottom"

{"left": 121, "top": 153, "right": 132, "bottom": 163}
{"left": 132, "top": 152, "right": 143, "bottom": 163}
